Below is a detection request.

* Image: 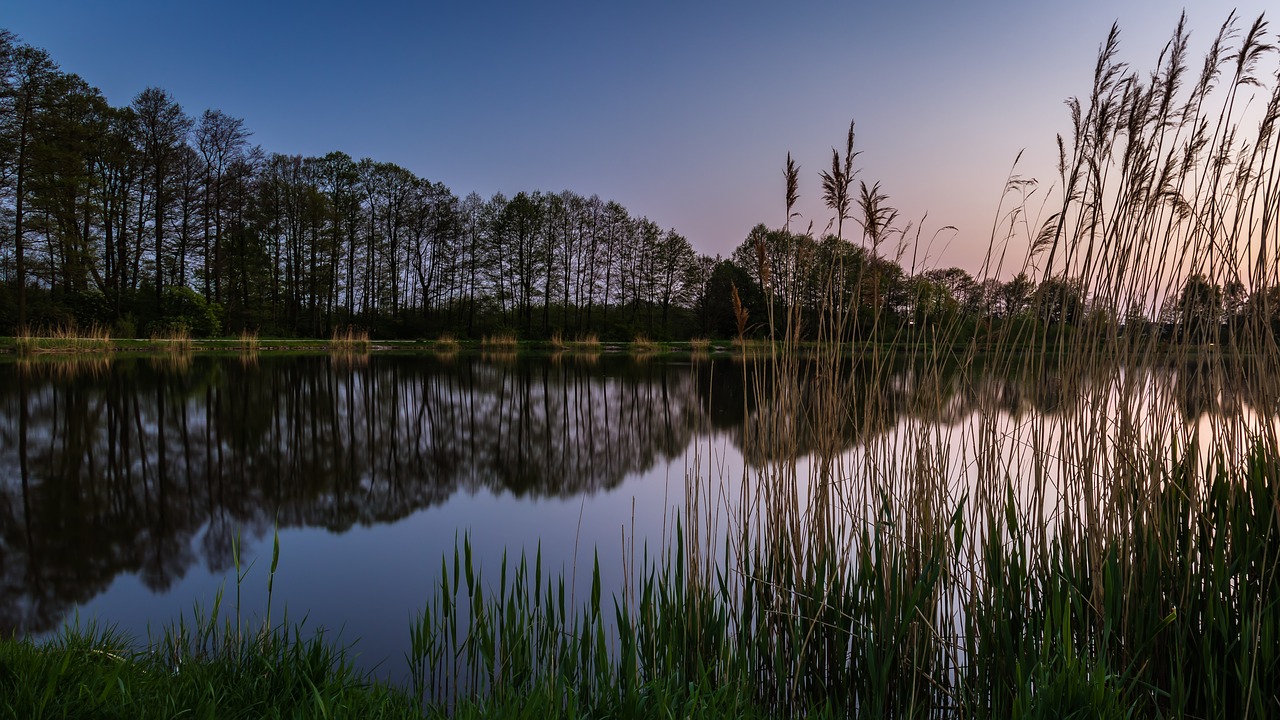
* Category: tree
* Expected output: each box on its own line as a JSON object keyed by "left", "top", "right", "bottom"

{"left": 503, "top": 191, "right": 544, "bottom": 334}
{"left": 922, "top": 268, "right": 977, "bottom": 312}
{"left": 25, "top": 71, "right": 107, "bottom": 297}
{"left": 132, "top": 87, "right": 192, "bottom": 305}
{"left": 1177, "top": 273, "right": 1222, "bottom": 343}
{"left": 195, "top": 108, "right": 250, "bottom": 303}
{"left": 697, "top": 259, "right": 765, "bottom": 338}
{"left": 1034, "top": 276, "right": 1086, "bottom": 326}
{"left": 315, "top": 151, "right": 361, "bottom": 322}
{"left": 654, "top": 228, "right": 696, "bottom": 335}
{"left": 456, "top": 191, "right": 485, "bottom": 334}
{"left": 0, "top": 39, "right": 60, "bottom": 325}
{"left": 91, "top": 104, "right": 142, "bottom": 318}
{"left": 998, "top": 272, "right": 1034, "bottom": 318}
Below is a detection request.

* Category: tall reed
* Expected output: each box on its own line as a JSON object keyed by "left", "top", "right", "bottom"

{"left": 435, "top": 333, "right": 461, "bottom": 354}
{"left": 149, "top": 325, "right": 194, "bottom": 354}
{"left": 329, "top": 326, "right": 371, "bottom": 352}
{"left": 481, "top": 333, "right": 519, "bottom": 351}
{"left": 14, "top": 323, "right": 114, "bottom": 354}
{"left": 421, "top": 11, "right": 1280, "bottom": 718}
{"left": 632, "top": 334, "right": 660, "bottom": 355}
{"left": 572, "top": 333, "right": 603, "bottom": 355}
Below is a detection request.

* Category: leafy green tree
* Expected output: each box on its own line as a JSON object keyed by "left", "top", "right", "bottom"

{"left": 0, "top": 37, "right": 60, "bottom": 325}
{"left": 158, "top": 285, "right": 221, "bottom": 336}
{"left": 697, "top": 259, "right": 765, "bottom": 338}
{"left": 998, "top": 272, "right": 1034, "bottom": 318}
{"left": 1177, "top": 273, "right": 1222, "bottom": 343}
{"left": 195, "top": 108, "right": 250, "bottom": 303}
{"left": 25, "top": 71, "right": 107, "bottom": 297}
{"left": 132, "top": 87, "right": 192, "bottom": 306}
{"left": 1034, "top": 276, "right": 1086, "bottom": 325}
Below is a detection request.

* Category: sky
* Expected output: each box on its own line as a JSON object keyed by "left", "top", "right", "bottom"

{"left": 5, "top": 1, "right": 1277, "bottom": 274}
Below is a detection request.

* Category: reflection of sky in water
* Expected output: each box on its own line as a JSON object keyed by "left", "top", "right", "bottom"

{"left": 3, "top": 354, "right": 1276, "bottom": 687}
{"left": 72, "top": 435, "right": 721, "bottom": 685}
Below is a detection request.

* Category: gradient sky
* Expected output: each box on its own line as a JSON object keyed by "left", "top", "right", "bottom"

{"left": 5, "top": 1, "right": 1275, "bottom": 274}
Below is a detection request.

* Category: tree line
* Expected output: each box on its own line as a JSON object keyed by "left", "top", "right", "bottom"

{"left": 3, "top": 30, "right": 1277, "bottom": 341}
{"left": 0, "top": 30, "right": 711, "bottom": 339}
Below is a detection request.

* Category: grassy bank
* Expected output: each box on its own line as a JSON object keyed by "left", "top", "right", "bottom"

{"left": 0, "top": 624, "right": 772, "bottom": 719}
{"left": 0, "top": 624, "right": 420, "bottom": 720}
{"left": 0, "top": 334, "right": 726, "bottom": 358}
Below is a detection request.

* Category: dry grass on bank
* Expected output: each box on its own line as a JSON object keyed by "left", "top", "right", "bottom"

{"left": 15, "top": 324, "right": 114, "bottom": 354}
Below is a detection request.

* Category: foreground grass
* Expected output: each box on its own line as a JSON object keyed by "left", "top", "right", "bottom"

{"left": 0, "top": 625, "right": 788, "bottom": 719}
{"left": 0, "top": 625, "right": 419, "bottom": 720}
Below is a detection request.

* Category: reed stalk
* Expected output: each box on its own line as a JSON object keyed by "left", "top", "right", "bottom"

{"left": 329, "top": 326, "right": 371, "bottom": 352}
{"left": 632, "top": 334, "right": 660, "bottom": 355}
{"left": 14, "top": 323, "right": 114, "bottom": 354}
{"left": 149, "top": 325, "right": 194, "bottom": 354}
{"left": 481, "top": 333, "right": 519, "bottom": 352}
{"left": 572, "top": 333, "right": 603, "bottom": 354}
{"left": 435, "top": 333, "right": 461, "bottom": 354}
{"left": 407, "top": 11, "right": 1280, "bottom": 718}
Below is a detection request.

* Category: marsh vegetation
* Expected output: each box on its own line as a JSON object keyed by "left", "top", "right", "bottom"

{"left": 2, "top": 9, "right": 1279, "bottom": 719}
{"left": 402, "top": 11, "right": 1280, "bottom": 717}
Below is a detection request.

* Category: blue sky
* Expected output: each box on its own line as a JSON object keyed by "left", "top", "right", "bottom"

{"left": 6, "top": 1, "right": 1275, "bottom": 272}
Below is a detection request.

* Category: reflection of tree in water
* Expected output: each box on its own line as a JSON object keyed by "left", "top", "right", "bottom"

{"left": 1, "top": 353, "right": 1272, "bottom": 636}
{"left": 1154, "top": 357, "right": 1277, "bottom": 421}
{"left": 702, "top": 354, "right": 1268, "bottom": 466}
{"left": 0, "top": 355, "right": 702, "bottom": 636}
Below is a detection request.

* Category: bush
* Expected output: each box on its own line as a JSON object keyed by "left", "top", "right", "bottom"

{"left": 158, "top": 286, "right": 222, "bottom": 338}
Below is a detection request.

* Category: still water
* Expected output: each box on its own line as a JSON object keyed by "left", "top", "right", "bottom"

{"left": 0, "top": 352, "right": 1270, "bottom": 683}
{"left": 0, "top": 354, "right": 742, "bottom": 682}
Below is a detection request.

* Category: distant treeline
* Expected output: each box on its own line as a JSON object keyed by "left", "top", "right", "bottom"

{"left": 3, "top": 30, "right": 1278, "bottom": 341}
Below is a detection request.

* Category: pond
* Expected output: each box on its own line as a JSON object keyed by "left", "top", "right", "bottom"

{"left": 1, "top": 351, "right": 1272, "bottom": 685}
{"left": 0, "top": 354, "right": 740, "bottom": 681}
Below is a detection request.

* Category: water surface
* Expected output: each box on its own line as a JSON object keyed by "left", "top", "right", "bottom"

{"left": 1, "top": 351, "right": 1271, "bottom": 682}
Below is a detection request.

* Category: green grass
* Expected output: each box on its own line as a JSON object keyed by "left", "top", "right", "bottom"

{"left": 0, "top": 623, "right": 421, "bottom": 720}
{"left": 397, "top": 443, "right": 1279, "bottom": 718}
